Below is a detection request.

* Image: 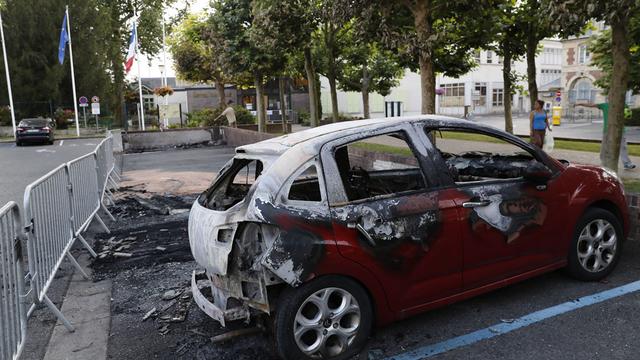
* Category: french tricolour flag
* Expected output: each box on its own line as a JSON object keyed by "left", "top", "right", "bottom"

{"left": 125, "top": 22, "right": 136, "bottom": 73}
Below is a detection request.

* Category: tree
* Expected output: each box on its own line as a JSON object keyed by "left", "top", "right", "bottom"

{"left": 313, "top": 1, "right": 352, "bottom": 122}
{"left": 338, "top": 31, "right": 404, "bottom": 119}
{"left": 518, "top": 0, "right": 557, "bottom": 111}
{"left": 102, "top": 0, "right": 172, "bottom": 126}
{"left": 252, "top": 0, "right": 320, "bottom": 127}
{"left": 547, "top": 0, "right": 639, "bottom": 172}
{"left": 492, "top": 1, "right": 528, "bottom": 134}
{"left": 351, "top": 0, "right": 499, "bottom": 115}
{"left": 212, "top": 0, "right": 282, "bottom": 132}
{"left": 589, "top": 13, "right": 640, "bottom": 94}
{"left": 169, "top": 13, "right": 229, "bottom": 106}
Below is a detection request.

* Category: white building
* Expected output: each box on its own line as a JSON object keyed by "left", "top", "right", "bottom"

{"left": 320, "top": 39, "right": 563, "bottom": 118}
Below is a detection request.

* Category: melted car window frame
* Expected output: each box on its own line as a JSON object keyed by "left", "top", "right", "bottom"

{"left": 422, "top": 126, "right": 557, "bottom": 188}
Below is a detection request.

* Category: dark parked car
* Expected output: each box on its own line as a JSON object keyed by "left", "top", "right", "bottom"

{"left": 188, "top": 116, "right": 628, "bottom": 360}
{"left": 16, "top": 118, "right": 55, "bottom": 146}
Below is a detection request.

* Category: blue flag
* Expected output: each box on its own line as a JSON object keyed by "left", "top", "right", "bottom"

{"left": 58, "top": 12, "right": 68, "bottom": 64}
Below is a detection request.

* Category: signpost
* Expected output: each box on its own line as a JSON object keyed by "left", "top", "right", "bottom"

{"left": 79, "top": 96, "right": 88, "bottom": 128}
{"left": 91, "top": 96, "right": 100, "bottom": 131}
{"left": 555, "top": 90, "right": 561, "bottom": 103}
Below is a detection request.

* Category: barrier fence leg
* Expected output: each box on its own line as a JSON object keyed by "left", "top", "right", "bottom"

{"left": 100, "top": 203, "right": 115, "bottom": 222}
{"left": 76, "top": 234, "right": 97, "bottom": 258}
{"left": 95, "top": 213, "right": 111, "bottom": 233}
{"left": 104, "top": 189, "right": 115, "bottom": 206}
{"left": 66, "top": 251, "right": 90, "bottom": 280}
{"left": 43, "top": 295, "right": 75, "bottom": 332}
{"left": 108, "top": 175, "right": 119, "bottom": 190}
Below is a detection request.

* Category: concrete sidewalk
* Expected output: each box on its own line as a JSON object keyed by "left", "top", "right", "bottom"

{"left": 41, "top": 252, "right": 112, "bottom": 360}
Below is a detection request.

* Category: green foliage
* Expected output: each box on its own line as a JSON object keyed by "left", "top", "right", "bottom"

{"left": 627, "top": 108, "right": 640, "bottom": 126}
{"left": 169, "top": 13, "right": 228, "bottom": 85}
{"left": 0, "top": 106, "right": 11, "bottom": 126}
{"left": 589, "top": 13, "right": 640, "bottom": 94}
{"left": 53, "top": 107, "right": 74, "bottom": 129}
{"left": 186, "top": 106, "right": 256, "bottom": 127}
{"left": 338, "top": 33, "right": 404, "bottom": 96}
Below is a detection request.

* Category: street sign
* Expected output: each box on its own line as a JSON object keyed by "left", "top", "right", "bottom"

{"left": 555, "top": 91, "right": 561, "bottom": 97}
{"left": 91, "top": 102, "right": 100, "bottom": 115}
{"left": 79, "top": 96, "right": 88, "bottom": 105}
{"left": 555, "top": 96, "right": 562, "bottom": 102}
{"left": 80, "top": 103, "right": 88, "bottom": 107}
{"left": 91, "top": 96, "right": 100, "bottom": 103}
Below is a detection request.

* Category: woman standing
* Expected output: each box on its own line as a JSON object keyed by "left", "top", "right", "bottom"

{"left": 530, "top": 100, "right": 551, "bottom": 148}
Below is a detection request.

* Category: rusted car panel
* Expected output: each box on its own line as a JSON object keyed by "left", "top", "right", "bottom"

{"left": 188, "top": 115, "right": 630, "bottom": 331}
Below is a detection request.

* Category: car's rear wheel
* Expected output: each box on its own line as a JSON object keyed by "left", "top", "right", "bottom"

{"left": 15, "top": 140, "right": 21, "bottom": 146}
{"left": 568, "top": 208, "right": 622, "bottom": 281}
{"left": 274, "top": 276, "right": 372, "bottom": 360}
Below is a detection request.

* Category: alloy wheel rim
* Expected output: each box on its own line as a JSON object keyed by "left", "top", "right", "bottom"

{"left": 577, "top": 219, "right": 617, "bottom": 273}
{"left": 293, "top": 287, "right": 361, "bottom": 358}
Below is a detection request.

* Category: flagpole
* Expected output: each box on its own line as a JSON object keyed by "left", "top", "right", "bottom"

{"left": 0, "top": 12, "right": 16, "bottom": 138}
{"left": 65, "top": 6, "right": 80, "bottom": 137}
{"left": 134, "top": 7, "right": 145, "bottom": 131}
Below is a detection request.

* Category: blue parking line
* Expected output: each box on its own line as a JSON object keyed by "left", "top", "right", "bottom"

{"left": 386, "top": 280, "right": 640, "bottom": 360}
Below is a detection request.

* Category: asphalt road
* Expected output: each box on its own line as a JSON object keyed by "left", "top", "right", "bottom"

{"left": 0, "top": 138, "right": 101, "bottom": 207}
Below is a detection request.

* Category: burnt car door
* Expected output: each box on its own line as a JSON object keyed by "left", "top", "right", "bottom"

{"left": 422, "top": 126, "right": 569, "bottom": 290}
{"left": 320, "top": 124, "right": 464, "bottom": 312}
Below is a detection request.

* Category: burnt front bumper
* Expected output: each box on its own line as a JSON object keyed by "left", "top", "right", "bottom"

{"left": 191, "top": 270, "right": 250, "bottom": 327}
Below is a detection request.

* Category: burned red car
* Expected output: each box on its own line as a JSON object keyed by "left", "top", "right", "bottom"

{"left": 189, "top": 116, "right": 628, "bottom": 359}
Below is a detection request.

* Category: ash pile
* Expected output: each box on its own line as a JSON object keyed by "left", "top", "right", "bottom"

{"left": 90, "top": 190, "right": 277, "bottom": 359}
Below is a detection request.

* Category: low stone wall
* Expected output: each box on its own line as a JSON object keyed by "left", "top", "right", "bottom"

{"left": 237, "top": 123, "right": 291, "bottom": 134}
{"left": 123, "top": 127, "right": 221, "bottom": 152}
{"left": 222, "top": 126, "right": 278, "bottom": 147}
{"left": 626, "top": 193, "right": 640, "bottom": 240}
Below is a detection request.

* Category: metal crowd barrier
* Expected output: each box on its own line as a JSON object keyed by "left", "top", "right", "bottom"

{"left": 21, "top": 132, "right": 118, "bottom": 332}
{"left": 0, "top": 202, "right": 28, "bottom": 360}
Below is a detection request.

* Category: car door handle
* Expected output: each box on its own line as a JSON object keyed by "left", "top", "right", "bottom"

{"left": 347, "top": 222, "right": 377, "bottom": 247}
{"left": 462, "top": 200, "right": 491, "bottom": 208}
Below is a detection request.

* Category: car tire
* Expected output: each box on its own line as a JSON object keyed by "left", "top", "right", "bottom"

{"left": 274, "top": 276, "right": 373, "bottom": 360}
{"left": 567, "top": 208, "right": 623, "bottom": 281}
{"left": 48, "top": 140, "right": 54, "bottom": 145}
{"left": 15, "top": 141, "right": 21, "bottom": 146}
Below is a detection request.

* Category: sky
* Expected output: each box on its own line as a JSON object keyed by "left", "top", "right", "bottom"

{"left": 128, "top": 0, "right": 210, "bottom": 81}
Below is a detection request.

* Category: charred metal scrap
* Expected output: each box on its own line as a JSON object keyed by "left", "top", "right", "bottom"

{"left": 466, "top": 184, "right": 547, "bottom": 243}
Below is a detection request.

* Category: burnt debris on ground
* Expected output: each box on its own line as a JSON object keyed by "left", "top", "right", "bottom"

{"left": 93, "top": 190, "right": 278, "bottom": 360}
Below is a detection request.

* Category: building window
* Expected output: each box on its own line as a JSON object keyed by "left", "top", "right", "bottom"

{"left": 575, "top": 78, "right": 593, "bottom": 101}
{"left": 473, "top": 49, "right": 481, "bottom": 64}
{"left": 440, "top": 83, "right": 465, "bottom": 107}
{"left": 474, "top": 82, "right": 487, "bottom": 106}
{"left": 486, "top": 51, "right": 493, "bottom": 64}
{"left": 492, "top": 88, "right": 504, "bottom": 107}
{"left": 540, "top": 68, "right": 561, "bottom": 86}
{"left": 578, "top": 44, "right": 590, "bottom": 64}
{"left": 541, "top": 47, "right": 562, "bottom": 65}
{"left": 143, "top": 97, "right": 155, "bottom": 111}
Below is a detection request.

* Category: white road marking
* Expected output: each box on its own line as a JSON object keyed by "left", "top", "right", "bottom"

{"left": 387, "top": 280, "right": 640, "bottom": 359}
{"left": 35, "top": 149, "right": 56, "bottom": 153}
{"left": 59, "top": 140, "right": 64, "bottom": 146}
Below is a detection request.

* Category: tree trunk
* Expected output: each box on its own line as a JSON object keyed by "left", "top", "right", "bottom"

{"left": 601, "top": 18, "right": 630, "bottom": 172}
{"left": 328, "top": 73, "right": 339, "bottom": 122}
{"left": 279, "top": 77, "right": 288, "bottom": 134}
{"left": 414, "top": 3, "right": 436, "bottom": 114}
{"left": 304, "top": 48, "right": 319, "bottom": 127}
{"left": 362, "top": 67, "right": 370, "bottom": 119}
{"left": 503, "top": 49, "right": 513, "bottom": 134}
{"left": 255, "top": 76, "right": 266, "bottom": 133}
{"left": 526, "top": 31, "right": 539, "bottom": 111}
{"left": 215, "top": 77, "right": 226, "bottom": 108}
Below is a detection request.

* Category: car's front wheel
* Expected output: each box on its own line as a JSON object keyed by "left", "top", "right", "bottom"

{"left": 568, "top": 208, "right": 623, "bottom": 281}
{"left": 274, "top": 276, "right": 373, "bottom": 360}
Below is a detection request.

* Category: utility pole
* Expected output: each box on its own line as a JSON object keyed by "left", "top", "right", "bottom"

{"left": 0, "top": 11, "right": 16, "bottom": 138}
